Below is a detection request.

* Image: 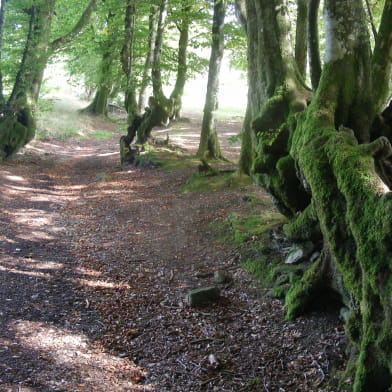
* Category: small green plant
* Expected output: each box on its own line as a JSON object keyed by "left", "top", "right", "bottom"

{"left": 93, "top": 129, "right": 113, "bottom": 140}
{"left": 227, "top": 211, "right": 286, "bottom": 243}
{"left": 228, "top": 132, "right": 242, "bottom": 146}
{"left": 183, "top": 171, "right": 251, "bottom": 193}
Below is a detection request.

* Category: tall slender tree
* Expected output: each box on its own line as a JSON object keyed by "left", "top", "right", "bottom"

{"left": 169, "top": 0, "right": 192, "bottom": 119}
{"left": 197, "top": 0, "right": 225, "bottom": 159}
{"left": 81, "top": 10, "right": 119, "bottom": 116}
{"left": 138, "top": 4, "right": 159, "bottom": 113}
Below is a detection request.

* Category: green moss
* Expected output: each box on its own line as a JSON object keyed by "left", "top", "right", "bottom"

{"left": 283, "top": 203, "right": 322, "bottom": 242}
{"left": 252, "top": 89, "right": 289, "bottom": 133}
{"left": 287, "top": 70, "right": 392, "bottom": 390}
{"left": 284, "top": 254, "right": 326, "bottom": 320}
{"left": 93, "top": 129, "right": 114, "bottom": 140}
{"left": 0, "top": 110, "right": 36, "bottom": 159}
{"left": 182, "top": 172, "right": 251, "bottom": 194}
{"left": 227, "top": 211, "right": 286, "bottom": 243}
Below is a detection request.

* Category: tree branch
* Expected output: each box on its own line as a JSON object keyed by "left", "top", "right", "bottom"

{"left": 49, "top": 0, "right": 98, "bottom": 53}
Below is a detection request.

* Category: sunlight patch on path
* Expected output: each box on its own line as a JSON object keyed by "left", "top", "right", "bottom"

{"left": 10, "top": 320, "right": 152, "bottom": 391}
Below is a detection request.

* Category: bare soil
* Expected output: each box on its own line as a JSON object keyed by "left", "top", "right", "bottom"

{"left": 0, "top": 114, "right": 347, "bottom": 392}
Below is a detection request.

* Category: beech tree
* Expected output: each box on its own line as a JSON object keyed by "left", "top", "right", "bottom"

{"left": 81, "top": 8, "right": 120, "bottom": 116}
{"left": 0, "top": 0, "right": 97, "bottom": 160}
{"left": 238, "top": 0, "right": 392, "bottom": 390}
{"left": 120, "top": 0, "right": 201, "bottom": 162}
{"left": 197, "top": 0, "right": 225, "bottom": 159}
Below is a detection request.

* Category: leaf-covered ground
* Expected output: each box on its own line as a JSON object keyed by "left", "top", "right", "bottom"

{"left": 0, "top": 113, "right": 347, "bottom": 391}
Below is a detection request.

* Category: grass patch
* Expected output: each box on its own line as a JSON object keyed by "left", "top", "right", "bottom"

{"left": 36, "top": 99, "right": 94, "bottom": 140}
{"left": 93, "top": 129, "right": 114, "bottom": 140}
{"left": 183, "top": 171, "right": 251, "bottom": 193}
{"left": 227, "top": 211, "right": 287, "bottom": 243}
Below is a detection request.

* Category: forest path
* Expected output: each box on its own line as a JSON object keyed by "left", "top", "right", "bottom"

{"left": 0, "top": 115, "right": 345, "bottom": 391}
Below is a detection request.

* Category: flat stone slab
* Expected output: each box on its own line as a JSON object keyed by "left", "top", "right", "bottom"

{"left": 185, "top": 286, "right": 221, "bottom": 307}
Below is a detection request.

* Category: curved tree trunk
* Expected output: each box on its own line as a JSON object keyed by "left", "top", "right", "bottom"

{"left": 0, "top": 1, "right": 55, "bottom": 160}
{"left": 197, "top": 0, "right": 225, "bottom": 160}
{"left": 245, "top": 0, "right": 392, "bottom": 390}
{"left": 0, "top": 0, "right": 97, "bottom": 159}
{"left": 82, "top": 84, "right": 111, "bottom": 116}
{"left": 122, "top": 0, "right": 190, "bottom": 153}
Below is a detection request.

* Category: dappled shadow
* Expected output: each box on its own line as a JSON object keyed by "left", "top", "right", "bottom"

{"left": 0, "top": 152, "right": 151, "bottom": 391}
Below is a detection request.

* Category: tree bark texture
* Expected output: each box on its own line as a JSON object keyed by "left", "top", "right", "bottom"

{"left": 169, "top": 1, "right": 191, "bottom": 120}
{"left": 0, "top": 0, "right": 7, "bottom": 105}
{"left": 197, "top": 0, "right": 225, "bottom": 160}
{"left": 307, "top": 0, "right": 322, "bottom": 90}
{"left": 244, "top": 0, "right": 392, "bottom": 390}
{"left": 121, "top": 0, "right": 138, "bottom": 122}
{"left": 295, "top": 0, "right": 307, "bottom": 79}
{"left": 138, "top": 5, "right": 159, "bottom": 113}
{"left": 81, "top": 22, "right": 116, "bottom": 117}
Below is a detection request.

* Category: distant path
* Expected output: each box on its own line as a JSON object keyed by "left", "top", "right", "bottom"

{"left": 0, "top": 115, "right": 345, "bottom": 391}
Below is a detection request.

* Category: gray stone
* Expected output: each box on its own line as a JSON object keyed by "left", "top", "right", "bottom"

{"left": 213, "top": 270, "right": 232, "bottom": 284}
{"left": 284, "top": 241, "right": 315, "bottom": 264}
{"left": 185, "top": 286, "right": 220, "bottom": 307}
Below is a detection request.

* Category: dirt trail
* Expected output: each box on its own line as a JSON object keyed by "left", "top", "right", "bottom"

{"left": 0, "top": 117, "right": 346, "bottom": 392}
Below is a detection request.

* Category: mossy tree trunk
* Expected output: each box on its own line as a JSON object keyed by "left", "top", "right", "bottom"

{"left": 244, "top": 0, "right": 392, "bottom": 390}
{"left": 197, "top": 0, "right": 225, "bottom": 160}
{"left": 0, "top": 1, "right": 55, "bottom": 160}
{"left": 0, "top": 0, "right": 97, "bottom": 160}
{"left": 235, "top": 0, "right": 267, "bottom": 174}
{"left": 81, "top": 11, "right": 117, "bottom": 117}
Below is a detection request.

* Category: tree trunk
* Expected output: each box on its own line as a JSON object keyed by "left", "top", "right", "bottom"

{"left": 0, "top": 0, "right": 7, "bottom": 105}
{"left": 82, "top": 85, "right": 111, "bottom": 116}
{"left": 121, "top": 0, "right": 138, "bottom": 123}
{"left": 81, "top": 10, "right": 117, "bottom": 117}
{"left": 138, "top": 5, "right": 159, "bottom": 112}
{"left": 169, "top": 1, "right": 191, "bottom": 120}
{"left": 0, "top": 0, "right": 97, "bottom": 159}
{"left": 126, "top": 0, "right": 181, "bottom": 148}
{"left": 245, "top": 0, "right": 392, "bottom": 390}
{"left": 0, "top": 1, "right": 55, "bottom": 160}
{"left": 197, "top": 0, "right": 225, "bottom": 160}
{"left": 295, "top": 0, "right": 307, "bottom": 79}
{"left": 151, "top": 0, "right": 170, "bottom": 113}
{"left": 307, "top": 0, "right": 322, "bottom": 90}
